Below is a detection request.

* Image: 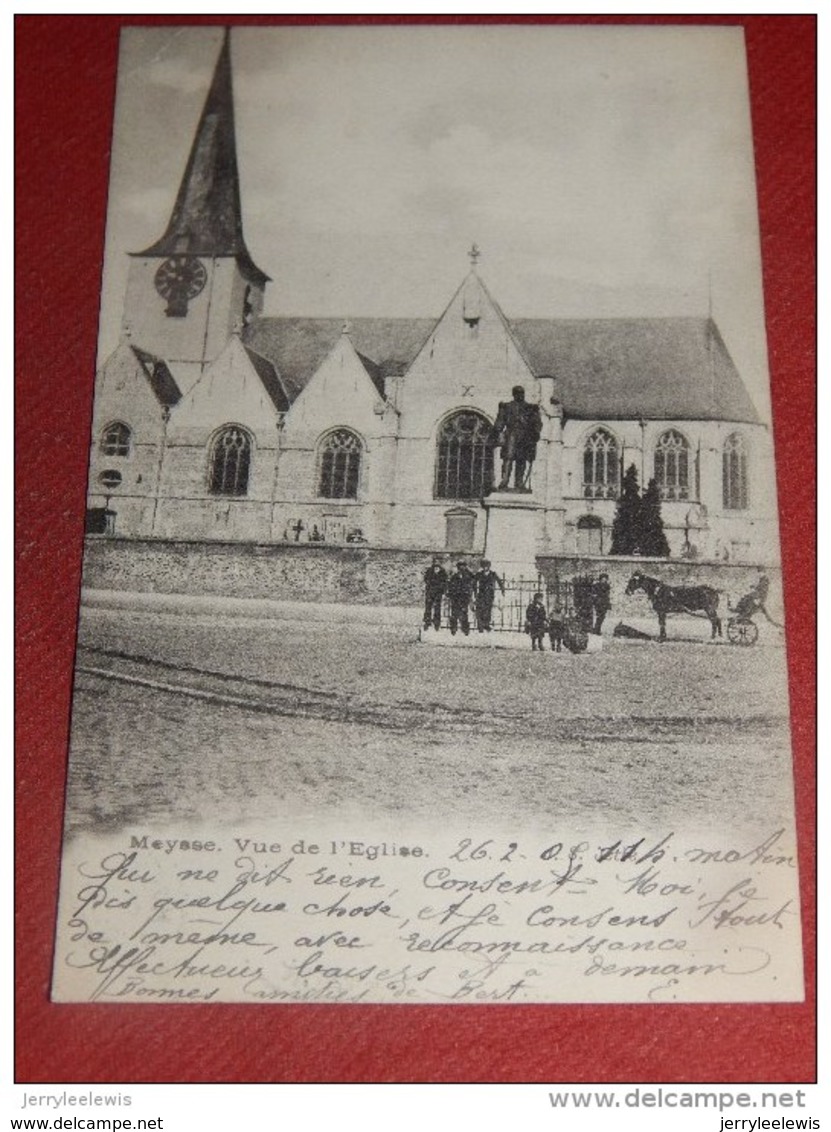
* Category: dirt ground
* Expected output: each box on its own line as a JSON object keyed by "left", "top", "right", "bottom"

{"left": 65, "top": 604, "right": 795, "bottom": 838}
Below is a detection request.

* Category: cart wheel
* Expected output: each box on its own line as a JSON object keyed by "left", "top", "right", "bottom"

{"left": 727, "top": 617, "right": 758, "bottom": 646}
{"left": 563, "top": 622, "right": 589, "bottom": 654}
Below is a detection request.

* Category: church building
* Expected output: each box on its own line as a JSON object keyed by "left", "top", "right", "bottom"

{"left": 87, "top": 32, "right": 775, "bottom": 571}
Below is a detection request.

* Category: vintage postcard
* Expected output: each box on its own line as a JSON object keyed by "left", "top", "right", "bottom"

{"left": 51, "top": 24, "right": 802, "bottom": 1005}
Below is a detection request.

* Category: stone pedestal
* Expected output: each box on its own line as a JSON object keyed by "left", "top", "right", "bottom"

{"left": 483, "top": 491, "right": 542, "bottom": 578}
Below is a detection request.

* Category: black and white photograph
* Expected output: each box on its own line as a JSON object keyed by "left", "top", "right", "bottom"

{"left": 51, "top": 24, "right": 803, "bottom": 1006}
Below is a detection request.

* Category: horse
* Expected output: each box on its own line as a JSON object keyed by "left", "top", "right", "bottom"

{"left": 625, "top": 571, "right": 722, "bottom": 642}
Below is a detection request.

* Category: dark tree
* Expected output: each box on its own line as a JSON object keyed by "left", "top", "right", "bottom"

{"left": 610, "top": 463, "right": 641, "bottom": 555}
{"left": 638, "top": 477, "right": 671, "bottom": 557}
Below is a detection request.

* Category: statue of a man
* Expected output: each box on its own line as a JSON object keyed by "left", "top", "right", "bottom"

{"left": 491, "top": 385, "right": 542, "bottom": 491}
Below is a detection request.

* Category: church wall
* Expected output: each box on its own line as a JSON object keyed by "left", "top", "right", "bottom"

{"left": 391, "top": 275, "right": 538, "bottom": 541}
{"left": 398, "top": 278, "right": 536, "bottom": 439}
{"left": 87, "top": 347, "right": 173, "bottom": 536}
{"left": 153, "top": 496, "right": 274, "bottom": 542}
{"left": 132, "top": 334, "right": 287, "bottom": 542}
{"left": 560, "top": 416, "right": 774, "bottom": 562}
{"left": 387, "top": 499, "right": 489, "bottom": 554}
{"left": 266, "top": 336, "right": 401, "bottom": 544}
{"left": 92, "top": 494, "right": 159, "bottom": 539}
{"left": 151, "top": 429, "right": 278, "bottom": 542}
{"left": 87, "top": 437, "right": 163, "bottom": 523}
{"left": 88, "top": 444, "right": 162, "bottom": 529}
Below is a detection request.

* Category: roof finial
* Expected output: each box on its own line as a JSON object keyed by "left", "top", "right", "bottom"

{"left": 468, "top": 243, "right": 481, "bottom": 270}
{"left": 341, "top": 319, "right": 351, "bottom": 337}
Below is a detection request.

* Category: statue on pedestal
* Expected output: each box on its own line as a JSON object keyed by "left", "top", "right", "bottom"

{"left": 490, "top": 385, "right": 542, "bottom": 491}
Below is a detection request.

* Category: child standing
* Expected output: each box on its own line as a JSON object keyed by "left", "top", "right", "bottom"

{"left": 548, "top": 605, "right": 564, "bottom": 652}
{"left": 524, "top": 592, "right": 548, "bottom": 651}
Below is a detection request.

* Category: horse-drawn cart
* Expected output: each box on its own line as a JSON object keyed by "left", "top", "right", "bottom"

{"left": 624, "top": 570, "right": 773, "bottom": 646}
{"left": 724, "top": 576, "right": 772, "bottom": 646}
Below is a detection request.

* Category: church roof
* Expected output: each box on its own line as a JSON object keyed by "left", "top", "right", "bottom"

{"left": 242, "top": 317, "right": 435, "bottom": 398}
{"left": 509, "top": 317, "right": 761, "bottom": 424}
{"left": 134, "top": 30, "right": 269, "bottom": 288}
{"left": 130, "top": 345, "right": 181, "bottom": 407}
{"left": 241, "top": 344, "right": 291, "bottom": 413}
{"left": 243, "top": 314, "right": 760, "bottom": 424}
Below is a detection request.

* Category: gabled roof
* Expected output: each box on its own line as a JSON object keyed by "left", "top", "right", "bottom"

{"left": 355, "top": 351, "right": 386, "bottom": 398}
{"left": 130, "top": 345, "right": 181, "bottom": 407}
{"left": 242, "top": 318, "right": 435, "bottom": 399}
{"left": 242, "top": 313, "right": 760, "bottom": 424}
{"left": 241, "top": 344, "right": 291, "bottom": 413}
{"left": 134, "top": 30, "right": 269, "bottom": 288}
{"left": 509, "top": 317, "right": 760, "bottom": 424}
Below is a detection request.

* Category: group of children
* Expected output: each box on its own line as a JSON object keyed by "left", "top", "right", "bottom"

{"left": 524, "top": 592, "right": 565, "bottom": 652}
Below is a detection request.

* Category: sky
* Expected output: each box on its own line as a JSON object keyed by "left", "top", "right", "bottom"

{"left": 99, "top": 24, "right": 771, "bottom": 421}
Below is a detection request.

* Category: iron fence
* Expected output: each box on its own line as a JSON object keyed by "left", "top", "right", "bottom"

{"left": 439, "top": 573, "right": 601, "bottom": 633}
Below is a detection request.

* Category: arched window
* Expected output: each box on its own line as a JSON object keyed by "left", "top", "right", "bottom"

{"left": 654, "top": 429, "right": 690, "bottom": 501}
{"left": 723, "top": 433, "right": 748, "bottom": 510}
{"left": 100, "top": 421, "right": 131, "bottom": 457}
{"left": 435, "top": 411, "right": 493, "bottom": 500}
{"left": 576, "top": 514, "right": 603, "bottom": 555}
{"left": 318, "top": 429, "right": 362, "bottom": 500}
{"left": 583, "top": 428, "right": 619, "bottom": 499}
{"left": 209, "top": 426, "right": 251, "bottom": 496}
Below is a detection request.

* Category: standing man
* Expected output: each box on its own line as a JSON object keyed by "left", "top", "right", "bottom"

{"left": 473, "top": 559, "right": 504, "bottom": 632}
{"left": 592, "top": 573, "right": 611, "bottom": 635}
{"left": 423, "top": 555, "right": 448, "bottom": 631}
{"left": 447, "top": 560, "right": 475, "bottom": 636}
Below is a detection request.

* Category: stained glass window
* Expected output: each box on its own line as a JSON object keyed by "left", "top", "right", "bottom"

{"left": 583, "top": 428, "right": 619, "bottom": 499}
{"left": 723, "top": 433, "right": 748, "bottom": 510}
{"left": 209, "top": 426, "right": 252, "bottom": 496}
{"left": 435, "top": 412, "right": 493, "bottom": 500}
{"left": 318, "top": 429, "right": 362, "bottom": 499}
{"left": 655, "top": 429, "right": 690, "bottom": 501}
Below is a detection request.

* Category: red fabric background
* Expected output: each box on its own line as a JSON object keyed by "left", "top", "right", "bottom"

{"left": 14, "top": 15, "right": 816, "bottom": 1084}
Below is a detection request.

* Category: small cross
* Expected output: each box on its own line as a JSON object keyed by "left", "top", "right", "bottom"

{"left": 468, "top": 243, "right": 481, "bottom": 268}
{"left": 461, "top": 384, "right": 475, "bottom": 398}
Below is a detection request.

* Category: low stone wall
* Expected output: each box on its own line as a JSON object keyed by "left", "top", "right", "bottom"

{"left": 82, "top": 538, "right": 433, "bottom": 606}
{"left": 82, "top": 537, "right": 782, "bottom": 613}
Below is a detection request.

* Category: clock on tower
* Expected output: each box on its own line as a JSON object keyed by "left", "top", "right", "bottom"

{"left": 154, "top": 255, "right": 208, "bottom": 317}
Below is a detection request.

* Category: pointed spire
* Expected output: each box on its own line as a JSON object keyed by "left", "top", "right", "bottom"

{"left": 137, "top": 29, "right": 269, "bottom": 286}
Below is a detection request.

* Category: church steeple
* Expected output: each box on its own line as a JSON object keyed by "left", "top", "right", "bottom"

{"left": 136, "top": 29, "right": 268, "bottom": 288}
{"left": 123, "top": 29, "right": 269, "bottom": 372}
